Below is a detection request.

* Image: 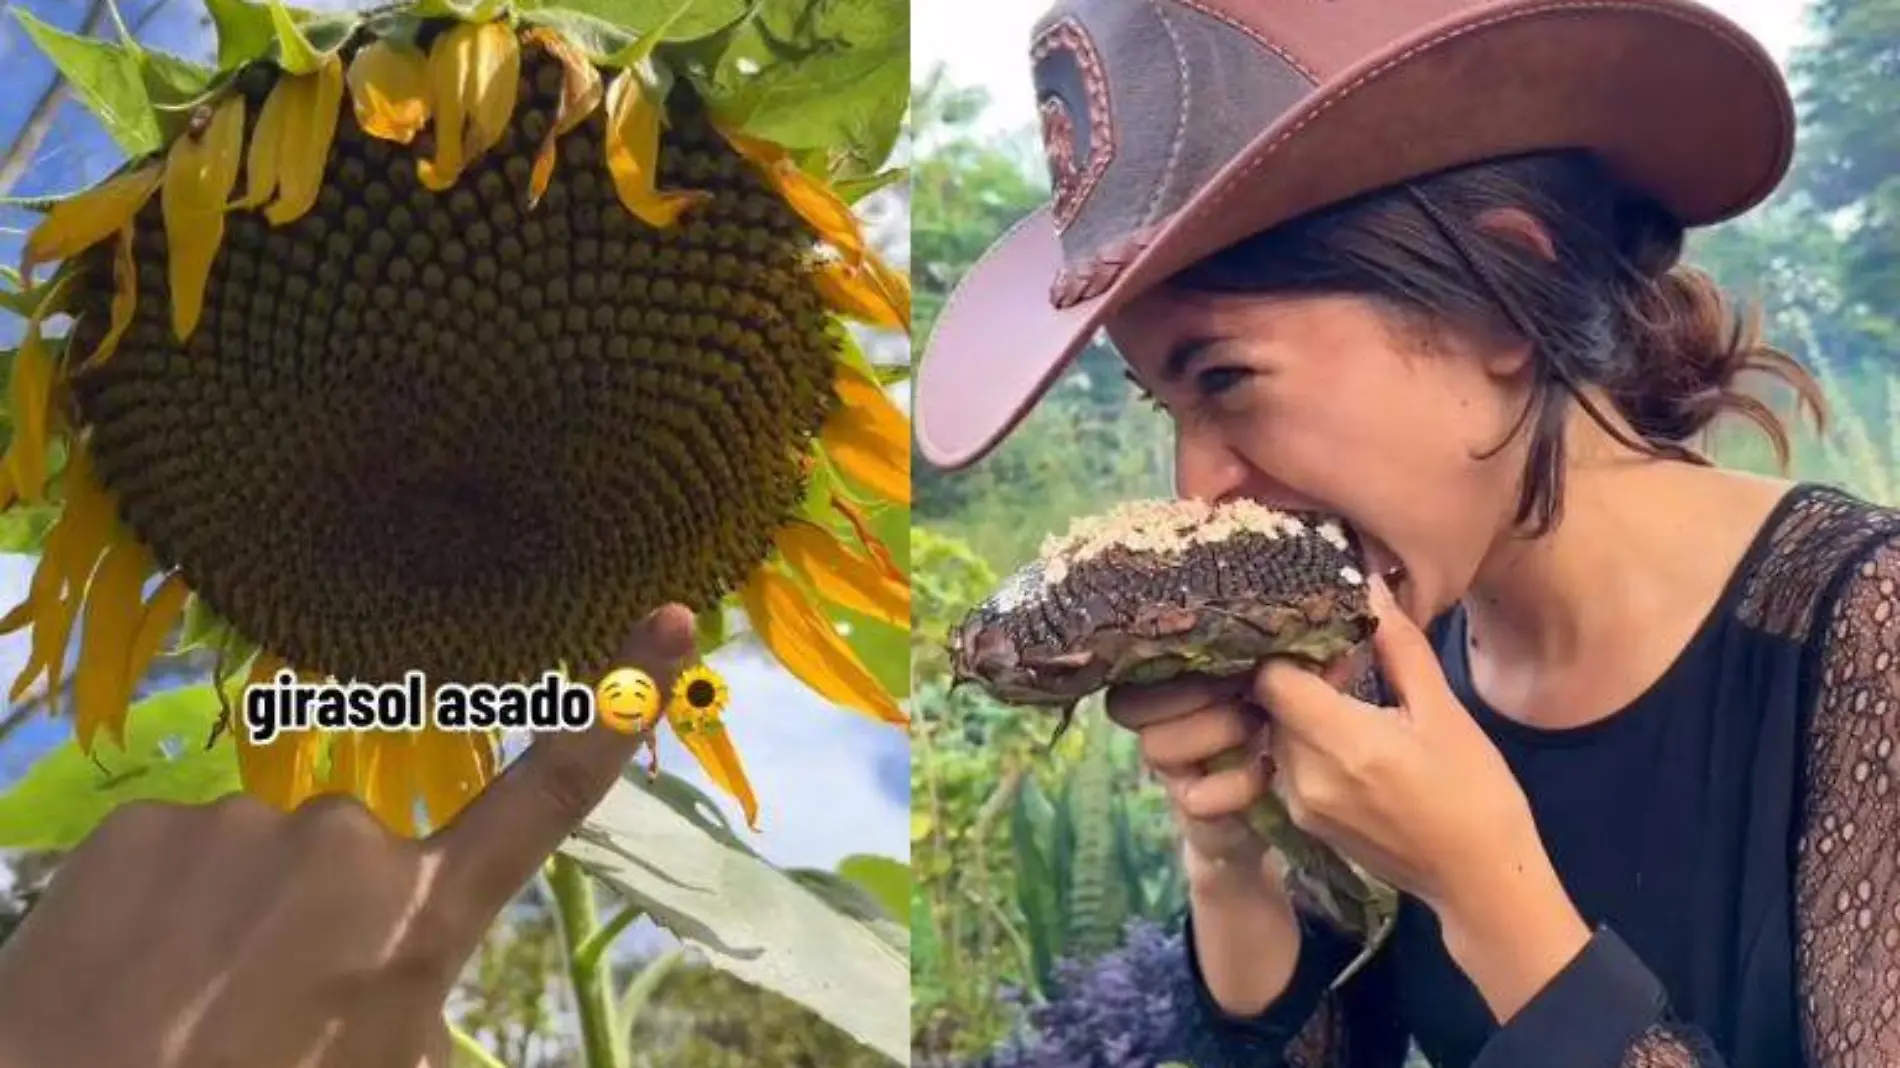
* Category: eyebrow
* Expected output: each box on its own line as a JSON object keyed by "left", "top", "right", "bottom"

{"left": 1161, "top": 337, "right": 1222, "bottom": 383}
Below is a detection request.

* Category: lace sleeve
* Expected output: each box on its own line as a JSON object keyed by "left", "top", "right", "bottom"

{"left": 1793, "top": 533, "right": 1900, "bottom": 1064}
{"left": 1177, "top": 906, "right": 1408, "bottom": 1068}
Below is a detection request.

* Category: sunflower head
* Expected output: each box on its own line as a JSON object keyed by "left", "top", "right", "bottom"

{"left": 0, "top": 0, "right": 912, "bottom": 837}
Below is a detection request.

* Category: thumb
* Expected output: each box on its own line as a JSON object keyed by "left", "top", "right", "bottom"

{"left": 1365, "top": 573, "right": 1448, "bottom": 711}
{"left": 430, "top": 603, "right": 698, "bottom": 916}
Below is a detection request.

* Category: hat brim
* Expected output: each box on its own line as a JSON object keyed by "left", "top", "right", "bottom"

{"left": 914, "top": 0, "right": 1793, "bottom": 470}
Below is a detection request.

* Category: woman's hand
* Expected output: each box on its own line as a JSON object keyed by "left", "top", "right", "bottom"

{"left": 1255, "top": 575, "right": 1591, "bottom": 1021}
{"left": 1105, "top": 674, "right": 1276, "bottom": 888}
{"left": 0, "top": 605, "right": 698, "bottom": 1068}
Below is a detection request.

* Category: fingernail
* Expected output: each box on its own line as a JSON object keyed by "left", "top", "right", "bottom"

{"left": 1366, "top": 571, "right": 1396, "bottom": 613}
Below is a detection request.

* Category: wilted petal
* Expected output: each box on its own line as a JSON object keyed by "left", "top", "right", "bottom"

{"left": 831, "top": 493, "right": 903, "bottom": 582}
{"left": 5, "top": 316, "right": 55, "bottom": 503}
{"left": 419, "top": 21, "right": 521, "bottom": 192}
{"left": 72, "top": 524, "right": 156, "bottom": 751}
{"left": 739, "top": 563, "right": 905, "bottom": 725}
{"left": 20, "top": 164, "right": 161, "bottom": 281}
{"left": 820, "top": 361, "right": 910, "bottom": 505}
{"left": 265, "top": 56, "right": 346, "bottom": 225}
{"left": 523, "top": 28, "right": 602, "bottom": 209}
{"left": 604, "top": 68, "right": 712, "bottom": 227}
{"left": 774, "top": 519, "right": 908, "bottom": 629}
{"left": 347, "top": 39, "right": 433, "bottom": 143}
{"left": 80, "top": 226, "right": 139, "bottom": 369}
{"left": 718, "top": 124, "right": 867, "bottom": 264}
{"left": 812, "top": 253, "right": 909, "bottom": 332}
{"left": 673, "top": 717, "right": 759, "bottom": 831}
{"left": 117, "top": 573, "right": 191, "bottom": 747}
{"left": 161, "top": 94, "right": 246, "bottom": 342}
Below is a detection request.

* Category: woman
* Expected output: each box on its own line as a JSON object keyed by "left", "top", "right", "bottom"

{"left": 912, "top": 0, "right": 1900, "bottom": 1065}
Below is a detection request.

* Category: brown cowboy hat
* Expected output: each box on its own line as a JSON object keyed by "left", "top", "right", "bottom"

{"left": 912, "top": 0, "right": 1795, "bottom": 470}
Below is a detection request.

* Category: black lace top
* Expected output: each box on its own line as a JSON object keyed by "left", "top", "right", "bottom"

{"left": 1176, "top": 483, "right": 1900, "bottom": 1068}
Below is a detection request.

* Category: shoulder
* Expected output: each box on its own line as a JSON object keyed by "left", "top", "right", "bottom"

{"left": 1731, "top": 483, "right": 1900, "bottom": 650}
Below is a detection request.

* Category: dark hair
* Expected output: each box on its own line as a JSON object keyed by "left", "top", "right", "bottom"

{"left": 1168, "top": 150, "right": 1828, "bottom": 537}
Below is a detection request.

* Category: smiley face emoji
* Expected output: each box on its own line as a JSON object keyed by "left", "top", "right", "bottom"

{"left": 595, "top": 668, "right": 662, "bottom": 734}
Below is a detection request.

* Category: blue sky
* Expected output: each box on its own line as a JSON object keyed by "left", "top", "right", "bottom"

{"left": 0, "top": 0, "right": 912, "bottom": 877}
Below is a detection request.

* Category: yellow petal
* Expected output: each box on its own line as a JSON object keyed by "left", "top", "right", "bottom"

{"left": 416, "top": 727, "right": 485, "bottom": 830}
{"left": 72, "top": 524, "right": 155, "bottom": 751}
{"left": 812, "top": 253, "right": 909, "bottom": 332}
{"left": 162, "top": 94, "right": 246, "bottom": 342}
{"left": 775, "top": 519, "right": 908, "bottom": 629}
{"left": 265, "top": 57, "right": 346, "bottom": 226}
{"left": 80, "top": 226, "right": 139, "bottom": 369}
{"left": 346, "top": 39, "right": 433, "bottom": 144}
{"left": 234, "top": 77, "right": 287, "bottom": 211}
{"left": 5, "top": 316, "right": 56, "bottom": 502}
{"left": 233, "top": 651, "right": 324, "bottom": 812}
{"left": 821, "top": 361, "right": 910, "bottom": 505}
{"left": 524, "top": 28, "right": 602, "bottom": 209}
{"left": 675, "top": 721, "right": 759, "bottom": 831}
{"left": 418, "top": 21, "right": 521, "bottom": 192}
{"left": 739, "top": 564, "right": 905, "bottom": 725}
{"left": 830, "top": 493, "right": 903, "bottom": 582}
{"left": 123, "top": 572, "right": 190, "bottom": 681}
{"left": 362, "top": 733, "right": 420, "bottom": 836}
{"left": 718, "top": 124, "right": 866, "bottom": 263}
{"left": 604, "top": 68, "right": 712, "bottom": 228}
{"left": 20, "top": 164, "right": 162, "bottom": 281}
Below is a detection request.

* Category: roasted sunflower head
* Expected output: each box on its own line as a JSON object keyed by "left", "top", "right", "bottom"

{"left": 0, "top": 0, "right": 912, "bottom": 835}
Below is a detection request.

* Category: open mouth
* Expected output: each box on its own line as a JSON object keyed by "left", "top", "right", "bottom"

{"left": 1339, "top": 521, "right": 1408, "bottom": 598}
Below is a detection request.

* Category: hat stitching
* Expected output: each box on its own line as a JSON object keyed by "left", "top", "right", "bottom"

{"left": 1170, "top": 0, "right": 1319, "bottom": 81}
{"left": 1137, "top": 0, "right": 1196, "bottom": 231}
{"left": 1051, "top": 223, "right": 1161, "bottom": 306}
{"left": 1189, "top": 0, "right": 1791, "bottom": 227}
{"left": 1054, "top": 0, "right": 1792, "bottom": 301}
{"left": 1033, "top": 17, "right": 1117, "bottom": 230}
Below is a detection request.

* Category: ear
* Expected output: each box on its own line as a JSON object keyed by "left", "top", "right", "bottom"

{"left": 1472, "top": 206, "right": 1558, "bottom": 264}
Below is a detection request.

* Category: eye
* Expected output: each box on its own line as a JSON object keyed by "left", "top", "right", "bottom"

{"left": 1194, "top": 365, "right": 1251, "bottom": 399}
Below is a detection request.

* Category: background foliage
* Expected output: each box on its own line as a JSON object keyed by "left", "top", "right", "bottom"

{"left": 906, "top": 0, "right": 1900, "bottom": 1061}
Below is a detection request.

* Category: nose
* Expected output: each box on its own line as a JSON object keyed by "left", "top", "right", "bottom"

{"left": 1172, "top": 426, "right": 1320, "bottom": 513}
{"left": 1171, "top": 424, "right": 1248, "bottom": 503}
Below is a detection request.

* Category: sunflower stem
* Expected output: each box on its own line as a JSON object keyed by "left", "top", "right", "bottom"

{"left": 574, "top": 900, "right": 644, "bottom": 976}
{"left": 548, "top": 855, "right": 626, "bottom": 1068}
{"left": 446, "top": 1020, "right": 510, "bottom": 1068}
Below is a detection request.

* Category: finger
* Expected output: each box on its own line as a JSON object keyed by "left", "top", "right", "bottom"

{"left": 430, "top": 603, "right": 698, "bottom": 915}
{"left": 1365, "top": 572, "right": 1448, "bottom": 709}
{"left": 1139, "top": 703, "right": 1260, "bottom": 773}
{"left": 1177, "top": 757, "right": 1269, "bottom": 821}
{"left": 1252, "top": 657, "right": 1358, "bottom": 749}
{"left": 1104, "top": 674, "right": 1246, "bottom": 731}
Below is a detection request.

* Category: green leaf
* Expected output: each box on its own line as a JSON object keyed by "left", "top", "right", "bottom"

{"left": 836, "top": 853, "right": 908, "bottom": 920}
{"left": 0, "top": 505, "right": 58, "bottom": 554}
{"left": 697, "top": 0, "right": 907, "bottom": 179}
{"left": 11, "top": 8, "right": 162, "bottom": 156}
{"left": 560, "top": 767, "right": 909, "bottom": 1063}
{"left": 137, "top": 48, "right": 217, "bottom": 109}
{"left": 539, "top": 0, "right": 749, "bottom": 44}
{"left": 694, "top": 599, "right": 730, "bottom": 654}
{"left": 408, "top": 0, "right": 510, "bottom": 22}
{"left": 0, "top": 684, "right": 241, "bottom": 851}
{"left": 267, "top": 0, "right": 323, "bottom": 74}
{"left": 204, "top": 0, "right": 279, "bottom": 72}
{"left": 518, "top": 7, "right": 643, "bottom": 63}
{"left": 834, "top": 167, "right": 905, "bottom": 204}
